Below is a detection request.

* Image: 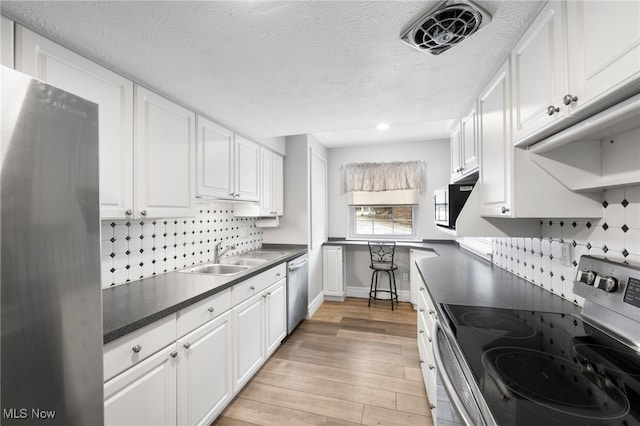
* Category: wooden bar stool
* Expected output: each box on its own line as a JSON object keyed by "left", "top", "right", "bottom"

{"left": 367, "top": 241, "right": 399, "bottom": 310}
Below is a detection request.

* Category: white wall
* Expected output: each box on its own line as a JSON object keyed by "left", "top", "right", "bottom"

{"left": 327, "top": 139, "right": 453, "bottom": 240}
{"left": 256, "top": 135, "right": 286, "bottom": 156}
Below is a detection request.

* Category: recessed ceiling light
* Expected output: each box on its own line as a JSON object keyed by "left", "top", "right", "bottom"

{"left": 376, "top": 123, "right": 390, "bottom": 131}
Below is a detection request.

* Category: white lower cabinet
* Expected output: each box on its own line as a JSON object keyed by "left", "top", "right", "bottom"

{"left": 177, "top": 311, "right": 233, "bottom": 426}
{"left": 232, "top": 277, "right": 287, "bottom": 393}
{"left": 322, "top": 246, "right": 345, "bottom": 301}
{"left": 232, "top": 291, "right": 265, "bottom": 393}
{"left": 104, "top": 264, "right": 287, "bottom": 425}
{"left": 104, "top": 344, "right": 178, "bottom": 426}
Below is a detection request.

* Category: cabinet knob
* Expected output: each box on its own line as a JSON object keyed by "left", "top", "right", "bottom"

{"left": 419, "top": 359, "right": 425, "bottom": 364}
{"left": 140, "top": 210, "right": 147, "bottom": 216}
{"left": 547, "top": 105, "right": 560, "bottom": 116}
{"left": 125, "top": 209, "right": 133, "bottom": 216}
{"left": 170, "top": 351, "right": 178, "bottom": 358}
{"left": 419, "top": 330, "right": 424, "bottom": 334}
{"left": 419, "top": 308, "right": 425, "bottom": 313}
{"left": 430, "top": 403, "right": 436, "bottom": 409}
{"left": 262, "top": 294, "right": 268, "bottom": 299}
{"left": 250, "top": 286, "right": 255, "bottom": 291}
{"left": 419, "top": 287, "right": 425, "bottom": 292}
{"left": 207, "top": 307, "right": 215, "bottom": 313}
{"left": 132, "top": 344, "right": 142, "bottom": 353}
{"left": 428, "top": 337, "right": 432, "bottom": 342}
{"left": 562, "top": 94, "right": 578, "bottom": 106}
{"left": 276, "top": 273, "right": 281, "bottom": 277}
{"left": 501, "top": 206, "right": 510, "bottom": 214}
{"left": 428, "top": 309, "right": 435, "bottom": 315}
{"left": 183, "top": 342, "right": 191, "bottom": 349}
{"left": 429, "top": 364, "right": 435, "bottom": 370}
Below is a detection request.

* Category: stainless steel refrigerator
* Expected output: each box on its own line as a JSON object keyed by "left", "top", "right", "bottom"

{"left": 1, "top": 66, "right": 104, "bottom": 424}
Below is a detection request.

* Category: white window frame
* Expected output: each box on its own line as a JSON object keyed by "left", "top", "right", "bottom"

{"left": 348, "top": 205, "right": 419, "bottom": 240}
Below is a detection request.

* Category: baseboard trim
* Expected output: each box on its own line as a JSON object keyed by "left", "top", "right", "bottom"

{"left": 307, "top": 291, "right": 324, "bottom": 319}
{"left": 346, "top": 286, "right": 411, "bottom": 302}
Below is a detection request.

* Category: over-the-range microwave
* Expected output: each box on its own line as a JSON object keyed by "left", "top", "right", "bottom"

{"left": 434, "top": 183, "right": 474, "bottom": 229}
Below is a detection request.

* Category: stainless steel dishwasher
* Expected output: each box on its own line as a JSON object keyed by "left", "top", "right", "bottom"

{"left": 287, "top": 254, "right": 308, "bottom": 334}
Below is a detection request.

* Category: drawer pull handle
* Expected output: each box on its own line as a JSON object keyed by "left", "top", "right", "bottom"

{"left": 430, "top": 403, "right": 436, "bottom": 409}
{"left": 250, "top": 286, "right": 256, "bottom": 290}
{"left": 208, "top": 307, "right": 215, "bottom": 313}
{"left": 419, "top": 330, "right": 424, "bottom": 334}
{"left": 419, "top": 287, "right": 425, "bottom": 291}
{"left": 419, "top": 308, "right": 425, "bottom": 313}
{"left": 170, "top": 351, "right": 178, "bottom": 358}
{"left": 183, "top": 342, "right": 191, "bottom": 349}
{"left": 429, "top": 310, "right": 435, "bottom": 315}
{"left": 419, "top": 359, "right": 424, "bottom": 364}
{"left": 429, "top": 364, "right": 435, "bottom": 370}
{"left": 132, "top": 345, "right": 142, "bottom": 353}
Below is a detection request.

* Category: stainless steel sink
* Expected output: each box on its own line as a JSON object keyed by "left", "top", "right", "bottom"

{"left": 180, "top": 264, "right": 248, "bottom": 275}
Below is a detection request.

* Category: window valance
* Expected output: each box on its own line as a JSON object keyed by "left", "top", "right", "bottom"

{"left": 340, "top": 161, "right": 427, "bottom": 195}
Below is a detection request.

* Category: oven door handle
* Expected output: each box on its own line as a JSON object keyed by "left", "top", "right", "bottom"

{"left": 432, "top": 320, "right": 476, "bottom": 426}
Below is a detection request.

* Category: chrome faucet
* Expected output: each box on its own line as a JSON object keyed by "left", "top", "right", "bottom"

{"left": 214, "top": 242, "right": 236, "bottom": 263}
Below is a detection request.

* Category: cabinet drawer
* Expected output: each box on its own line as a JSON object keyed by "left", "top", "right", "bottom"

{"left": 177, "top": 288, "right": 231, "bottom": 337}
{"left": 104, "top": 314, "right": 177, "bottom": 381}
{"left": 231, "top": 263, "right": 286, "bottom": 305}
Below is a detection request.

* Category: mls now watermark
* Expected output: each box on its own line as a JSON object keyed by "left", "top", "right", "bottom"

{"left": 3, "top": 408, "right": 57, "bottom": 420}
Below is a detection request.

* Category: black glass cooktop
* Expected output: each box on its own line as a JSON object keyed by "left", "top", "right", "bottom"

{"left": 442, "top": 304, "right": 640, "bottom": 426}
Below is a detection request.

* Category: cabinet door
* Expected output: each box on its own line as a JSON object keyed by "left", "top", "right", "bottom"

{"left": 511, "top": 1, "right": 567, "bottom": 145}
{"left": 479, "top": 61, "right": 513, "bottom": 217}
{"left": 15, "top": 25, "right": 134, "bottom": 219}
{"left": 177, "top": 311, "right": 232, "bottom": 426}
{"left": 233, "top": 135, "right": 259, "bottom": 201}
{"left": 322, "top": 246, "right": 345, "bottom": 301}
{"left": 272, "top": 153, "right": 284, "bottom": 215}
{"left": 1, "top": 16, "right": 13, "bottom": 68}
{"left": 566, "top": 1, "right": 640, "bottom": 113}
{"left": 265, "top": 278, "right": 287, "bottom": 357}
{"left": 104, "top": 344, "right": 177, "bottom": 426}
{"left": 259, "top": 148, "right": 274, "bottom": 215}
{"left": 449, "top": 123, "right": 462, "bottom": 181}
{"left": 460, "top": 104, "right": 478, "bottom": 174}
{"left": 232, "top": 292, "right": 264, "bottom": 393}
{"left": 135, "top": 85, "right": 195, "bottom": 218}
{"left": 196, "top": 116, "right": 233, "bottom": 199}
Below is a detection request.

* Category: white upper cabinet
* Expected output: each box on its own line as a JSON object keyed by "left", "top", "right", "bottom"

{"left": 196, "top": 116, "right": 233, "bottom": 199}
{"left": 1, "top": 16, "right": 13, "bottom": 68}
{"left": 259, "top": 148, "right": 284, "bottom": 216}
{"left": 450, "top": 104, "right": 479, "bottom": 182}
{"left": 477, "top": 60, "right": 602, "bottom": 219}
{"left": 512, "top": 0, "right": 640, "bottom": 147}
{"left": 461, "top": 103, "right": 479, "bottom": 174}
{"left": 234, "top": 135, "right": 260, "bottom": 201}
{"left": 565, "top": 0, "right": 640, "bottom": 114}
{"left": 134, "top": 85, "right": 196, "bottom": 218}
{"left": 479, "top": 61, "right": 512, "bottom": 217}
{"left": 511, "top": 1, "right": 567, "bottom": 145}
{"left": 15, "top": 25, "right": 134, "bottom": 219}
{"left": 196, "top": 120, "right": 259, "bottom": 202}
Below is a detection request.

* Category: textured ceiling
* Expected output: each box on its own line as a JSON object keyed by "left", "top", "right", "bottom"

{"left": 2, "top": 1, "right": 544, "bottom": 146}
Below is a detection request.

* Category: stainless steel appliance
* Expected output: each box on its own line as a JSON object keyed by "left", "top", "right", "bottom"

{"left": 1, "top": 67, "right": 103, "bottom": 425}
{"left": 287, "top": 254, "right": 308, "bottom": 334}
{"left": 434, "top": 255, "right": 640, "bottom": 425}
{"left": 433, "top": 183, "right": 474, "bottom": 229}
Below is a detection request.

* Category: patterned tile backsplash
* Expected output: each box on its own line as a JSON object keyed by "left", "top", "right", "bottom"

{"left": 100, "top": 202, "right": 263, "bottom": 287}
{"left": 492, "top": 186, "right": 640, "bottom": 306}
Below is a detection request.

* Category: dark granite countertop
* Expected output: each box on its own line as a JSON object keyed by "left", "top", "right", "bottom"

{"left": 414, "top": 242, "right": 580, "bottom": 315}
{"left": 102, "top": 244, "right": 307, "bottom": 344}
{"left": 323, "top": 238, "right": 454, "bottom": 251}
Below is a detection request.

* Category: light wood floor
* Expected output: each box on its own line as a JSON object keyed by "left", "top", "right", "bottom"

{"left": 213, "top": 298, "right": 434, "bottom": 426}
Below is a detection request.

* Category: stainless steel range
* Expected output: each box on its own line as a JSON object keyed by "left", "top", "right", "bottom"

{"left": 434, "top": 256, "right": 640, "bottom": 425}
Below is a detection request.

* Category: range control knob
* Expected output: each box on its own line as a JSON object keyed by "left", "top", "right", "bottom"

{"left": 576, "top": 270, "right": 597, "bottom": 286}
{"left": 595, "top": 275, "right": 618, "bottom": 293}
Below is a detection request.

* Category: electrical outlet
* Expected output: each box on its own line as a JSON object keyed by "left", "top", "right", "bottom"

{"left": 402, "top": 272, "right": 409, "bottom": 281}
{"left": 561, "top": 242, "right": 573, "bottom": 267}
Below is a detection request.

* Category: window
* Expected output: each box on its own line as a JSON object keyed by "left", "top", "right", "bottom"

{"left": 350, "top": 205, "right": 417, "bottom": 239}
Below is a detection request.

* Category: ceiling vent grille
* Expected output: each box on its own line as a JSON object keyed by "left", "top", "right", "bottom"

{"left": 400, "top": 1, "right": 491, "bottom": 56}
